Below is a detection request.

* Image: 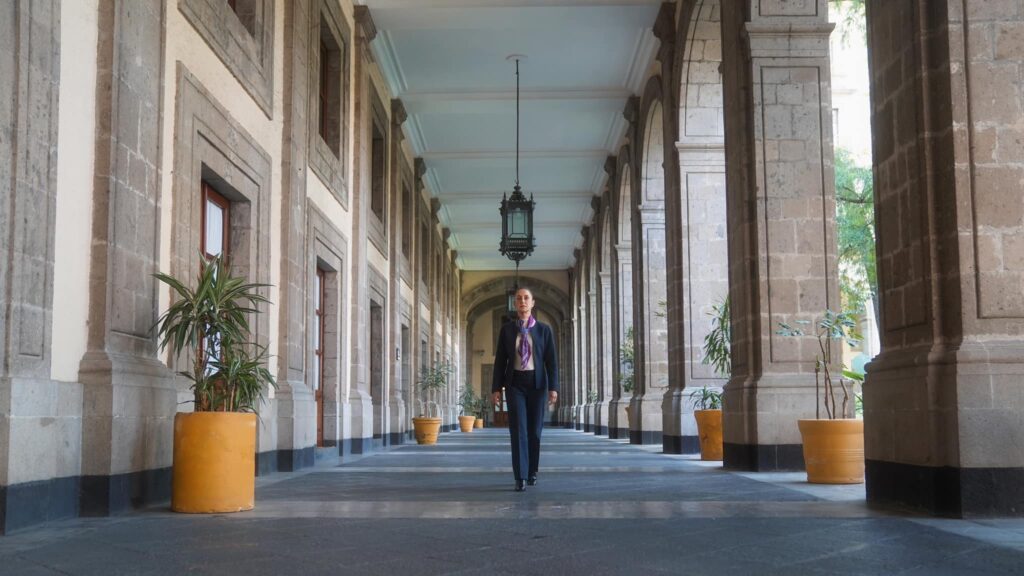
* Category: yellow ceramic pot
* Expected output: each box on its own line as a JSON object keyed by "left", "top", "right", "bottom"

{"left": 694, "top": 409, "right": 723, "bottom": 461}
{"left": 458, "top": 415, "right": 476, "bottom": 432}
{"left": 798, "top": 418, "right": 865, "bottom": 484}
{"left": 474, "top": 418, "right": 483, "bottom": 429}
{"left": 172, "top": 412, "right": 256, "bottom": 513}
{"left": 412, "top": 417, "right": 442, "bottom": 444}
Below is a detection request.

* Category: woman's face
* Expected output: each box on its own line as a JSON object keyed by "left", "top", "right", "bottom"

{"left": 515, "top": 288, "right": 534, "bottom": 316}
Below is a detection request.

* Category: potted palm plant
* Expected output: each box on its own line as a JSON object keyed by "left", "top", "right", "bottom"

{"left": 777, "top": 310, "right": 864, "bottom": 484}
{"left": 474, "top": 398, "right": 488, "bottom": 428}
{"left": 153, "top": 255, "right": 275, "bottom": 513}
{"left": 413, "top": 361, "right": 450, "bottom": 444}
{"left": 457, "top": 384, "right": 478, "bottom": 433}
{"left": 690, "top": 386, "right": 724, "bottom": 460}
{"left": 694, "top": 297, "right": 730, "bottom": 460}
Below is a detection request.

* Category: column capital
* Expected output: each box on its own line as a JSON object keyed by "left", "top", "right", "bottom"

{"left": 743, "top": 22, "right": 834, "bottom": 58}
{"left": 391, "top": 98, "right": 408, "bottom": 127}
{"left": 354, "top": 6, "right": 378, "bottom": 43}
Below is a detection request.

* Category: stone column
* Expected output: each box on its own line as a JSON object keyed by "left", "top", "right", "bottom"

{"left": 660, "top": 0, "right": 729, "bottom": 455}
{"left": 720, "top": 0, "right": 838, "bottom": 470}
{"left": 387, "top": 99, "right": 408, "bottom": 446}
{"left": 0, "top": 0, "right": 65, "bottom": 532}
{"left": 598, "top": 270, "right": 614, "bottom": 436}
{"left": 571, "top": 263, "right": 584, "bottom": 429}
{"left": 611, "top": 241, "right": 634, "bottom": 440}
{"left": 631, "top": 76, "right": 670, "bottom": 445}
{"left": 79, "top": 0, "right": 178, "bottom": 514}
{"left": 864, "top": 0, "right": 1024, "bottom": 516}
{"left": 347, "top": 6, "right": 377, "bottom": 453}
{"left": 275, "top": 0, "right": 315, "bottom": 471}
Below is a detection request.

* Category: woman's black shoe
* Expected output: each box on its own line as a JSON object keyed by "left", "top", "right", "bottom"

{"left": 527, "top": 475, "right": 537, "bottom": 486}
{"left": 515, "top": 480, "right": 526, "bottom": 492}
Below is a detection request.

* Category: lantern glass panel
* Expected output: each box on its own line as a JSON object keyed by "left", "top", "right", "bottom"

{"left": 510, "top": 208, "right": 526, "bottom": 237}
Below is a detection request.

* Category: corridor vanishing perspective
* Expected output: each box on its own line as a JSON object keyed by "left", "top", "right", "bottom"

{"left": 3, "top": 0, "right": 1024, "bottom": 566}
{"left": 2, "top": 429, "right": 1023, "bottom": 575}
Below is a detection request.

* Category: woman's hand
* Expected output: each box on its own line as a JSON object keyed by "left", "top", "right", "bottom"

{"left": 548, "top": 391, "right": 558, "bottom": 406}
{"left": 491, "top": 391, "right": 502, "bottom": 407}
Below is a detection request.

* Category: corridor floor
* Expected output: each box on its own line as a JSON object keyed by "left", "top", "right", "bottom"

{"left": 2, "top": 429, "right": 1024, "bottom": 575}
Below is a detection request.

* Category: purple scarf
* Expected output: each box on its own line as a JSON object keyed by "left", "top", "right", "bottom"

{"left": 518, "top": 316, "right": 536, "bottom": 368}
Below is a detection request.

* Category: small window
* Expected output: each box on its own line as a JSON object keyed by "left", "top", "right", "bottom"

{"left": 200, "top": 181, "right": 231, "bottom": 372}
{"left": 401, "top": 183, "right": 412, "bottom": 259}
{"left": 313, "top": 267, "right": 325, "bottom": 392}
{"left": 318, "top": 17, "right": 342, "bottom": 157}
{"left": 370, "top": 119, "right": 386, "bottom": 223}
{"left": 226, "top": 0, "right": 257, "bottom": 37}
{"left": 419, "top": 219, "right": 429, "bottom": 288}
{"left": 201, "top": 181, "right": 230, "bottom": 259}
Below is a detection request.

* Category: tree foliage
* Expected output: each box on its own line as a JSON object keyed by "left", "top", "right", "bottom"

{"left": 835, "top": 147, "right": 876, "bottom": 315}
{"left": 830, "top": 0, "right": 866, "bottom": 44}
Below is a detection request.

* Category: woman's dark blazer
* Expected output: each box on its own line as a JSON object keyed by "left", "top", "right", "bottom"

{"left": 491, "top": 318, "right": 559, "bottom": 393}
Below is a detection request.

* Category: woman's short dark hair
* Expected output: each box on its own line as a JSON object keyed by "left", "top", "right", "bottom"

{"left": 514, "top": 285, "right": 535, "bottom": 299}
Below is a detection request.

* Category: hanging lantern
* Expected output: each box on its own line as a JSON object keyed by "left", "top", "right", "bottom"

{"left": 499, "top": 56, "right": 535, "bottom": 266}
{"left": 500, "top": 185, "right": 535, "bottom": 263}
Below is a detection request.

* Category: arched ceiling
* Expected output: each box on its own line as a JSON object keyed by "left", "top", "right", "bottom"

{"left": 363, "top": 0, "right": 662, "bottom": 270}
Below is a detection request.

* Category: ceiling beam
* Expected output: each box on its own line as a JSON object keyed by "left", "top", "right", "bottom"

{"left": 437, "top": 190, "right": 593, "bottom": 203}
{"left": 421, "top": 149, "right": 608, "bottom": 161}
{"left": 362, "top": 0, "right": 662, "bottom": 9}
{"left": 400, "top": 88, "right": 632, "bottom": 103}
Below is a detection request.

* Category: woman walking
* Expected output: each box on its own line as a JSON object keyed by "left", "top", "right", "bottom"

{"left": 491, "top": 286, "right": 559, "bottom": 492}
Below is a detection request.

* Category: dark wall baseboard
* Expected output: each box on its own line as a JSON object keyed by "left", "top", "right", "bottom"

{"left": 0, "top": 476, "right": 81, "bottom": 535}
{"left": 277, "top": 447, "right": 315, "bottom": 472}
{"left": 609, "top": 427, "right": 629, "bottom": 440}
{"left": 723, "top": 442, "right": 804, "bottom": 471}
{"left": 629, "top": 429, "right": 663, "bottom": 446}
{"left": 80, "top": 467, "right": 172, "bottom": 518}
{"left": 866, "top": 460, "right": 1024, "bottom": 517}
{"left": 662, "top": 435, "right": 700, "bottom": 455}
{"left": 595, "top": 425, "right": 608, "bottom": 436}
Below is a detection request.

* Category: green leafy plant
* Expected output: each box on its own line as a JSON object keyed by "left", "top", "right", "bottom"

{"left": 689, "top": 385, "right": 723, "bottom": 411}
{"left": 458, "top": 384, "right": 480, "bottom": 416}
{"left": 586, "top": 390, "right": 599, "bottom": 403}
{"left": 617, "top": 326, "right": 635, "bottom": 394}
{"left": 153, "top": 254, "right": 275, "bottom": 412}
{"left": 701, "top": 296, "right": 731, "bottom": 377}
{"left": 776, "top": 310, "right": 862, "bottom": 420}
{"left": 416, "top": 361, "right": 451, "bottom": 418}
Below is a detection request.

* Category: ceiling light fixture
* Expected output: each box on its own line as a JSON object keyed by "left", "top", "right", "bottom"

{"left": 499, "top": 54, "right": 536, "bottom": 285}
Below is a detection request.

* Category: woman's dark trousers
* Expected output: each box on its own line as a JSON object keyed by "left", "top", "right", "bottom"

{"left": 506, "top": 370, "right": 546, "bottom": 481}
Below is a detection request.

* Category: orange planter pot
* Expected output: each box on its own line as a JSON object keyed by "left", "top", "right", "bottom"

{"left": 458, "top": 415, "right": 476, "bottom": 432}
{"left": 413, "top": 417, "right": 442, "bottom": 444}
{"left": 474, "top": 418, "right": 483, "bottom": 428}
{"left": 798, "top": 418, "right": 864, "bottom": 484}
{"left": 694, "top": 409, "right": 723, "bottom": 461}
{"left": 172, "top": 412, "right": 256, "bottom": 513}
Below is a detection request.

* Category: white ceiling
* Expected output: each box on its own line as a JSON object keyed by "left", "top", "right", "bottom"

{"left": 364, "top": 0, "right": 662, "bottom": 270}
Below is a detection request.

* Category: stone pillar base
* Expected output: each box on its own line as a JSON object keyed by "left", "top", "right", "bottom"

{"left": 608, "top": 398, "right": 630, "bottom": 439}
{"left": 722, "top": 374, "right": 817, "bottom": 471}
{"left": 865, "top": 343, "right": 1024, "bottom": 516}
{"left": 348, "top": 393, "right": 375, "bottom": 453}
{"left": 387, "top": 398, "right": 407, "bottom": 446}
{"left": 629, "top": 394, "right": 664, "bottom": 445}
{"left": 79, "top": 351, "right": 176, "bottom": 516}
{"left": 661, "top": 389, "right": 699, "bottom": 454}
{"left": 275, "top": 382, "right": 316, "bottom": 472}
